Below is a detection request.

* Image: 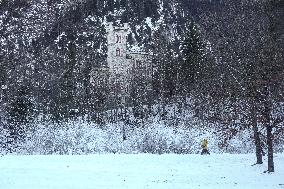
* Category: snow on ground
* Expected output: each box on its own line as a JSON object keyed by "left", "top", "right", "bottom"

{"left": 0, "top": 153, "right": 283, "bottom": 189}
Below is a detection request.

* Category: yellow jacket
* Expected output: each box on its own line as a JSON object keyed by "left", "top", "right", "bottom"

{"left": 201, "top": 139, "right": 208, "bottom": 150}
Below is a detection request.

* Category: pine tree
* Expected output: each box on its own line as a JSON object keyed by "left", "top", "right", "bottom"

{"left": 180, "top": 22, "right": 205, "bottom": 96}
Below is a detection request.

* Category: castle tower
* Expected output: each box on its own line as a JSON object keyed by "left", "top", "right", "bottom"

{"left": 105, "top": 16, "right": 153, "bottom": 107}
{"left": 106, "top": 22, "right": 129, "bottom": 74}
{"left": 106, "top": 21, "right": 130, "bottom": 105}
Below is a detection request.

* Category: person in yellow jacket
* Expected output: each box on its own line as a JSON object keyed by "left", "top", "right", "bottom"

{"left": 201, "top": 138, "right": 210, "bottom": 155}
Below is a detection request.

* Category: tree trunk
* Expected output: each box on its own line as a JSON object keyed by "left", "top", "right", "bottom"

{"left": 251, "top": 101, "right": 263, "bottom": 164}
{"left": 122, "top": 124, "right": 126, "bottom": 141}
{"left": 263, "top": 87, "right": 274, "bottom": 172}
{"left": 267, "top": 124, "right": 274, "bottom": 172}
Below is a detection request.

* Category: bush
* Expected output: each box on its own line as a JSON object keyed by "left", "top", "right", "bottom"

{"left": 0, "top": 118, "right": 262, "bottom": 155}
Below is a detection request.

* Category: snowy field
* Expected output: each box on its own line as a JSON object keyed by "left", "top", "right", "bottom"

{"left": 0, "top": 154, "right": 284, "bottom": 189}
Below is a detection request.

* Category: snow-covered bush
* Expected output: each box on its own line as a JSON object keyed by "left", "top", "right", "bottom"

{"left": 0, "top": 118, "right": 260, "bottom": 155}
{"left": 226, "top": 130, "right": 255, "bottom": 154}
{"left": 138, "top": 125, "right": 186, "bottom": 154}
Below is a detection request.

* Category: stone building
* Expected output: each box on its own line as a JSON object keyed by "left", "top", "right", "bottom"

{"left": 105, "top": 21, "right": 153, "bottom": 107}
{"left": 91, "top": 20, "right": 153, "bottom": 108}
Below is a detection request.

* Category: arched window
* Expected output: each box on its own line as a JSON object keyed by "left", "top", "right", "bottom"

{"left": 116, "top": 48, "right": 121, "bottom": 56}
{"left": 136, "top": 60, "right": 142, "bottom": 68}
{"left": 116, "top": 35, "right": 121, "bottom": 43}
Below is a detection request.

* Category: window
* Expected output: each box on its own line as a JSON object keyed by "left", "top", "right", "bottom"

{"left": 126, "top": 54, "right": 132, "bottom": 59}
{"left": 116, "top": 48, "right": 121, "bottom": 56}
{"left": 148, "top": 68, "right": 152, "bottom": 77}
{"left": 125, "top": 85, "right": 129, "bottom": 93}
{"left": 136, "top": 60, "right": 142, "bottom": 68}
{"left": 116, "top": 34, "right": 122, "bottom": 43}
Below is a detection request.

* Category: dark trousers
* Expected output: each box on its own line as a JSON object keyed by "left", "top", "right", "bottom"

{"left": 201, "top": 149, "right": 210, "bottom": 155}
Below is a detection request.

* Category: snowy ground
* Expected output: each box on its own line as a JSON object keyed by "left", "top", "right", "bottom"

{"left": 0, "top": 154, "right": 283, "bottom": 189}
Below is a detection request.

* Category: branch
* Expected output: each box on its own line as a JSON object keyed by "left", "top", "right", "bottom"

{"left": 272, "top": 117, "right": 284, "bottom": 128}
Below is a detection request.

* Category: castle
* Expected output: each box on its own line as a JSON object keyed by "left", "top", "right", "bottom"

{"left": 91, "top": 20, "right": 153, "bottom": 108}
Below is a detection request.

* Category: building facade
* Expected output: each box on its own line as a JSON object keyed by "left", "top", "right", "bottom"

{"left": 105, "top": 21, "right": 153, "bottom": 107}
{"left": 91, "top": 21, "right": 153, "bottom": 108}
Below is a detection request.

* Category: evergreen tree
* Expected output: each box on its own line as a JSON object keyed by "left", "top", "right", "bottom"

{"left": 180, "top": 22, "right": 206, "bottom": 96}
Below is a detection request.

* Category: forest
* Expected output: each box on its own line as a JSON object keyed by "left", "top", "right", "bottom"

{"left": 0, "top": 0, "right": 284, "bottom": 173}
